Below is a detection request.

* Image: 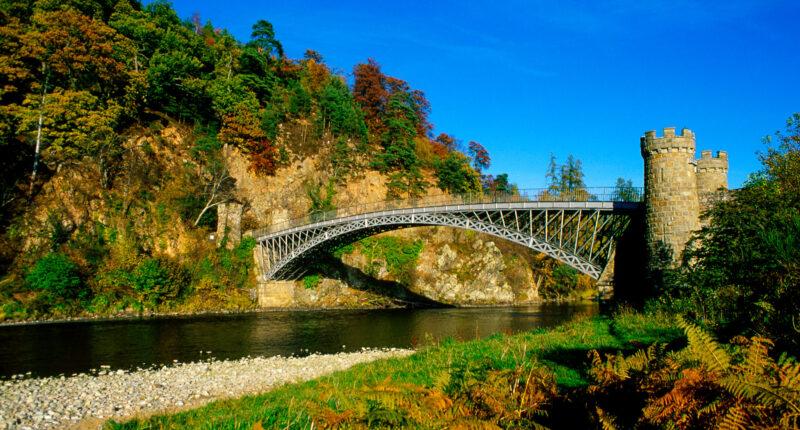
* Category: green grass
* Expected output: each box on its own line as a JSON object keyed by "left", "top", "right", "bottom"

{"left": 107, "top": 311, "right": 681, "bottom": 429}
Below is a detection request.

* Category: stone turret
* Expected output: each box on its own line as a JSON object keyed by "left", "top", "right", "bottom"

{"left": 641, "top": 127, "right": 700, "bottom": 260}
{"left": 696, "top": 150, "right": 728, "bottom": 194}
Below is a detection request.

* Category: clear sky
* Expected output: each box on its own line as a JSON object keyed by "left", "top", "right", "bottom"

{"left": 161, "top": 0, "right": 800, "bottom": 189}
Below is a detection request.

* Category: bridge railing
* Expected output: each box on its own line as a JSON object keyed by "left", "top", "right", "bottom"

{"left": 252, "top": 186, "right": 643, "bottom": 238}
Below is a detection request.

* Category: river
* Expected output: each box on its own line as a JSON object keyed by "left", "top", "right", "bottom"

{"left": 0, "top": 302, "right": 598, "bottom": 378}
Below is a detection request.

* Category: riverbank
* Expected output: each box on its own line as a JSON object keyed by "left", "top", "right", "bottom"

{"left": 0, "top": 348, "right": 412, "bottom": 430}
{"left": 0, "top": 297, "right": 593, "bottom": 327}
{"left": 109, "top": 311, "right": 685, "bottom": 428}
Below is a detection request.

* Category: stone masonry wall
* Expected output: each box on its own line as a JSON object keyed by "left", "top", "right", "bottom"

{"left": 696, "top": 149, "right": 729, "bottom": 196}
{"left": 216, "top": 202, "right": 243, "bottom": 249}
{"left": 641, "top": 127, "right": 701, "bottom": 260}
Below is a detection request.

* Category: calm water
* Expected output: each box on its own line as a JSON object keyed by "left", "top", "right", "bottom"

{"left": 0, "top": 303, "right": 598, "bottom": 378}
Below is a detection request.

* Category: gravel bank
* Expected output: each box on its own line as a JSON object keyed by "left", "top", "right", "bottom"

{"left": 0, "top": 348, "right": 414, "bottom": 429}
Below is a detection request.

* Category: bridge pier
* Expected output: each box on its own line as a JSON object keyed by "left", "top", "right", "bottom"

{"left": 256, "top": 280, "right": 296, "bottom": 307}
{"left": 596, "top": 253, "right": 615, "bottom": 300}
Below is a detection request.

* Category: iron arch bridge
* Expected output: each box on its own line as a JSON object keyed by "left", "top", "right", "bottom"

{"left": 250, "top": 188, "right": 642, "bottom": 282}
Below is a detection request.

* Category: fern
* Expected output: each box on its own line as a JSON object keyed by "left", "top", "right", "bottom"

{"left": 718, "top": 405, "right": 748, "bottom": 430}
{"left": 720, "top": 376, "right": 800, "bottom": 412}
{"left": 596, "top": 406, "right": 618, "bottom": 430}
{"left": 677, "top": 315, "right": 731, "bottom": 372}
{"left": 741, "top": 336, "right": 773, "bottom": 376}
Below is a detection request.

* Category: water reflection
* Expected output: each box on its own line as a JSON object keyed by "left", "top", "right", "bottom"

{"left": 0, "top": 302, "right": 597, "bottom": 378}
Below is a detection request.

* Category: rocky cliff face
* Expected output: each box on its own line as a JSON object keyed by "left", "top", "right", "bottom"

{"left": 226, "top": 131, "right": 587, "bottom": 309}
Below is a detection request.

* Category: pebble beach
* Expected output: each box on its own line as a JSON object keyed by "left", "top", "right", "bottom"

{"left": 0, "top": 348, "right": 413, "bottom": 429}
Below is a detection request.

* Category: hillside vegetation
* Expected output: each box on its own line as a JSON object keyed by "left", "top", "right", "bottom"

{"left": 0, "top": 0, "right": 599, "bottom": 320}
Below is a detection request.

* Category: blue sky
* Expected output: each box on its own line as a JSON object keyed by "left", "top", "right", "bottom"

{"left": 163, "top": 0, "right": 800, "bottom": 189}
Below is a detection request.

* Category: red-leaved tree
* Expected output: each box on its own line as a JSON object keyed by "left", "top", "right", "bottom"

{"left": 352, "top": 58, "right": 432, "bottom": 141}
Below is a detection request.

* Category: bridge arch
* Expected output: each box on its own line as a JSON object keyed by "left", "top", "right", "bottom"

{"left": 252, "top": 196, "right": 639, "bottom": 282}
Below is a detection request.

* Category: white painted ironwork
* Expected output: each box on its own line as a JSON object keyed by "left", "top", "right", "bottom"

{"left": 254, "top": 200, "right": 640, "bottom": 282}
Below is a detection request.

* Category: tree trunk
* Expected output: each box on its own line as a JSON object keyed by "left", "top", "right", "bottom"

{"left": 29, "top": 62, "right": 48, "bottom": 196}
{"left": 195, "top": 198, "right": 224, "bottom": 227}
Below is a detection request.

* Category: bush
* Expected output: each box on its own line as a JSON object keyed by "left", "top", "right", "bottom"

{"left": 26, "top": 253, "right": 89, "bottom": 301}
{"left": 302, "top": 274, "right": 321, "bottom": 289}
{"left": 131, "top": 258, "right": 188, "bottom": 305}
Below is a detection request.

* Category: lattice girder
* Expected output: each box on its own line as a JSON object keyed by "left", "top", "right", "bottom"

{"left": 255, "top": 202, "right": 638, "bottom": 281}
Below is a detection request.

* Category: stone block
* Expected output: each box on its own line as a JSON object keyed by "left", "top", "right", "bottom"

{"left": 257, "top": 280, "right": 296, "bottom": 307}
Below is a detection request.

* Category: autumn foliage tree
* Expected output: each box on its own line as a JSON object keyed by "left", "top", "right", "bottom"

{"left": 468, "top": 141, "right": 490, "bottom": 172}
{"left": 352, "top": 58, "right": 388, "bottom": 138}
{"left": 352, "top": 58, "right": 432, "bottom": 141}
{"left": 218, "top": 106, "right": 277, "bottom": 176}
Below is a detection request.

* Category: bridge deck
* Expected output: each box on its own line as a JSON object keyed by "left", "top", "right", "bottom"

{"left": 248, "top": 188, "right": 643, "bottom": 282}
{"left": 253, "top": 200, "right": 640, "bottom": 241}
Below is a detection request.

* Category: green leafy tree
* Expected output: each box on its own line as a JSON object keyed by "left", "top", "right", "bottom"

{"left": 316, "top": 77, "right": 367, "bottom": 140}
{"left": 664, "top": 114, "right": 800, "bottom": 354}
{"left": 372, "top": 92, "right": 428, "bottom": 197}
{"left": 434, "top": 152, "right": 481, "bottom": 194}
{"left": 559, "top": 155, "right": 585, "bottom": 193}
{"left": 249, "top": 19, "right": 284, "bottom": 59}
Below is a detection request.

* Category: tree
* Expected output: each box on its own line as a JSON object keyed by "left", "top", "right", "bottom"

{"left": 193, "top": 157, "right": 236, "bottom": 227}
{"left": 316, "top": 78, "right": 367, "bottom": 140}
{"left": 26, "top": 8, "right": 130, "bottom": 96}
{"left": 372, "top": 92, "right": 428, "bottom": 197}
{"left": 560, "top": 155, "right": 585, "bottom": 193}
{"left": 303, "top": 49, "right": 323, "bottom": 63}
{"left": 352, "top": 58, "right": 432, "bottom": 141}
{"left": 352, "top": 58, "right": 388, "bottom": 138}
{"left": 434, "top": 152, "right": 481, "bottom": 194}
{"left": 16, "top": 89, "right": 123, "bottom": 171}
{"left": 468, "top": 141, "right": 490, "bottom": 172}
{"left": 664, "top": 114, "right": 800, "bottom": 354}
{"left": 544, "top": 154, "right": 588, "bottom": 199}
{"left": 218, "top": 105, "right": 277, "bottom": 175}
{"left": 612, "top": 178, "right": 639, "bottom": 202}
{"left": 249, "top": 19, "right": 284, "bottom": 59}
{"left": 435, "top": 133, "right": 459, "bottom": 153}
{"left": 14, "top": 6, "right": 132, "bottom": 192}
{"left": 493, "top": 173, "right": 509, "bottom": 192}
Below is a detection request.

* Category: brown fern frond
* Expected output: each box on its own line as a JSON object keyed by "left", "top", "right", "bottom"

{"left": 779, "top": 360, "right": 800, "bottom": 393}
{"left": 741, "top": 336, "right": 774, "bottom": 376}
{"left": 596, "top": 406, "right": 618, "bottom": 430}
{"left": 698, "top": 398, "right": 722, "bottom": 417}
{"left": 718, "top": 405, "right": 748, "bottom": 430}
{"left": 779, "top": 411, "right": 800, "bottom": 428}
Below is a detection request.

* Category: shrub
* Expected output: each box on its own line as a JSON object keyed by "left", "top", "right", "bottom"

{"left": 302, "top": 274, "right": 321, "bottom": 289}
{"left": 26, "top": 253, "right": 89, "bottom": 301}
{"left": 131, "top": 258, "right": 188, "bottom": 305}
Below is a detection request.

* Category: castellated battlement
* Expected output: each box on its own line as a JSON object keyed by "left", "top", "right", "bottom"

{"left": 696, "top": 150, "right": 729, "bottom": 173}
{"left": 640, "top": 127, "right": 696, "bottom": 157}
{"left": 696, "top": 149, "right": 729, "bottom": 194}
